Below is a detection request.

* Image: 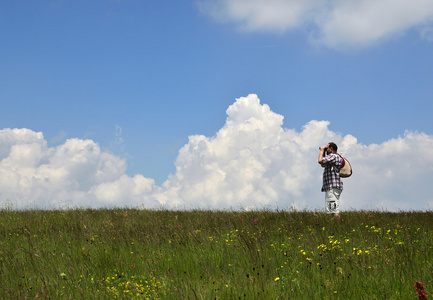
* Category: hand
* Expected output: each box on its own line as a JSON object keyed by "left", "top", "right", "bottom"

{"left": 320, "top": 146, "right": 327, "bottom": 151}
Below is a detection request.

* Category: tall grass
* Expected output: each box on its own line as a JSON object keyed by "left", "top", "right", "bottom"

{"left": 0, "top": 208, "right": 432, "bottom": 299}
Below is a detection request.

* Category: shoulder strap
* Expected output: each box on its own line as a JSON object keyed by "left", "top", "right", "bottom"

{"left": 336, "top": 153, "right": 345, "bottom": 168}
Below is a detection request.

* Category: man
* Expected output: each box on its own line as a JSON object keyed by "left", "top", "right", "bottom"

{"left": 318, "top": 142, "right": 343, "bottom": 218}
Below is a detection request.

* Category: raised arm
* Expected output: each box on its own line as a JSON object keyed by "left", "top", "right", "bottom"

{"left": 318, "top": 146, "right": 327, "bottom": 167}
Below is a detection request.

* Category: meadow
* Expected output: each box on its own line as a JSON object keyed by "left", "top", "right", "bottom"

{"left": 0, "top": 208, "right": 432, "bottom": 299}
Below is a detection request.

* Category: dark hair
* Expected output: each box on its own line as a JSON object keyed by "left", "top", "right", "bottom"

{"left": 328, "top": 142, "right": 338, "bottom": 152}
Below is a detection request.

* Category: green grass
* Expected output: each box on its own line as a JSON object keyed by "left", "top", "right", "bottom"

{"left": 0, "top": 208, "right": 432, "bottom": 299}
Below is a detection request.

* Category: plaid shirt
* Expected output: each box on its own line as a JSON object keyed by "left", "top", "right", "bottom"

{"left": 321, "top": 153, "right": 343, "bottom": 192}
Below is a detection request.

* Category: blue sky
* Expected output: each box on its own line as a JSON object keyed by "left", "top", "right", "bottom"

{"left": 1, "top": 1, "right": 433, "bottom": 211}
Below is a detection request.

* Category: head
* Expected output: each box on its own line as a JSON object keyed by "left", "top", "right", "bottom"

{"left": 327, "top": 142, "right": 338, "bottom": 154}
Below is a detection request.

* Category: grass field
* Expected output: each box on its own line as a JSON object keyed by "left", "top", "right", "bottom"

{"left": 0, "top": 208, "right": 432, "bottom": 299}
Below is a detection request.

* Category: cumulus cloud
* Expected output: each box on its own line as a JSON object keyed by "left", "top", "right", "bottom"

{"left": 197, "top": 0, "right": 433, "bottom": 49}
{"left": 0, "top": 128, "right": 159, "bottom": 209}
{"left": 1, "top": 95, "right": 433, "bottom": 211}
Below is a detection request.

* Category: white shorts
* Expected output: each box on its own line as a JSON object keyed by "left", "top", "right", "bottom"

{"left": 325, "top": 188, "right": 342, "bottom": 213}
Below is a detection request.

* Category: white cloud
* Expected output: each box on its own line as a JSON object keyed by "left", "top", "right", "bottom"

{"left": 198, "top": 0, "right": 319, "bottom": 32}
{"left": 0, "top": 129, "right": 134, "bottom": 208}
{"left": 1, "top": 95, "right": 433, "bottom": 211}
{"left": 197, "top": 0, "right": 433, "bottom": 49}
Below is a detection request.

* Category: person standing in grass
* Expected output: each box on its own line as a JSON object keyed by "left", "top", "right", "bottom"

{"left": 318, "top": 142, "right": 343, "bottom": 218}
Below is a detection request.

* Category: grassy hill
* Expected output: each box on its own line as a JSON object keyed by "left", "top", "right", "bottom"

{"left": 0, "top": 208, "right": 432, "bottom": 299}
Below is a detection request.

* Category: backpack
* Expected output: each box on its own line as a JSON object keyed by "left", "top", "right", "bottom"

{"left": 337, "top": 154, "right": 352, "bottom": 178}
